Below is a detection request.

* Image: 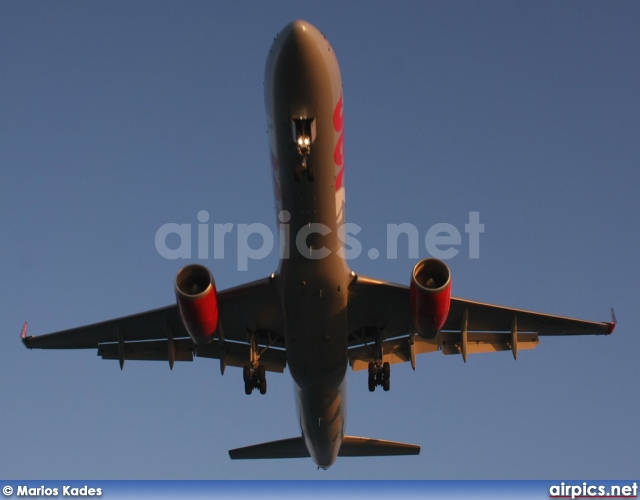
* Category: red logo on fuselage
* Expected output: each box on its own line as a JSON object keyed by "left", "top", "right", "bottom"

{"left": 333, "top": 95, "right": 345, "bottom": 191}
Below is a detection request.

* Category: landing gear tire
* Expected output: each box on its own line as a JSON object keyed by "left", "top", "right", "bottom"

{"left": 294, "top": 163, "right": 302, "bottom": 182}
{"left": 307, "top": 163, "right": 314, "bottom": 182}
{"left": 367, "top": 361, "right": 391, "bottom": 392}
{"left": 258, "top": 364, "right": 267, "bottom": 395}
{"left": 243, "top": 364, "right": 267, "bottom": 395}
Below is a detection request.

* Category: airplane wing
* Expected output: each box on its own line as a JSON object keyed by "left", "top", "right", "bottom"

{"left": 347, "top": 275, "right": 615, "bottom": 371}
{"left": 21, "top": 277, "right": 286, "bottom": 372}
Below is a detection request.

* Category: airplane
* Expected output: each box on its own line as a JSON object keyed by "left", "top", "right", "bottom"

{"left": 20, "top": 20, "right": 615, "bottom": 470}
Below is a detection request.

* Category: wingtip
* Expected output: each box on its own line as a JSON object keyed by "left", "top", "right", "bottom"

{"left": 20, "top": 322, "right": 32, "bottom": 349}
{"left": 607, "top": 308, "right": 617, "bottom": 335}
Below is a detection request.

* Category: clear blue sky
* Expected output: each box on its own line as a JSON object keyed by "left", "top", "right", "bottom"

{"left": 1, "top": 1, "right": 638, "bottom": 480}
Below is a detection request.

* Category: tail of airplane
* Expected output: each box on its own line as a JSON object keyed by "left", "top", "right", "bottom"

{"left": 229, "top": 436, "right": 420, "bottom": 460}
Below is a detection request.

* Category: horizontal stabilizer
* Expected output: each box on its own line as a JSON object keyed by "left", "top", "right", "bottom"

{"left": 229, "top": 437, "right": 309, "bottom": 460}
{"left": 339, "top": 436, "right": 420, "bottom": 457}
{"left": 229, "top": 435, "right": 420, "bottom": 460}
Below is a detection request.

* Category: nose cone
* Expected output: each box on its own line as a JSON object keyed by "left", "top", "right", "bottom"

{"left": 264, "top": 20, "right": 341, "bottom": 111}
{"left": 265, "top": 19, "right": 333, "bottom": 82}
{"left": 273, "top": 19, "right": 327, "bottom": 58}
{"left": 280, "top": 20, "right": 318, "bottom": 39}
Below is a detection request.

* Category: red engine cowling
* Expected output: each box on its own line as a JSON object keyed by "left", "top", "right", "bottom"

{"left": 175, "top": 264, "right": 219, "bottom": 345}
{"left": 410, "top": 258, "right": 452, "bottom": 339}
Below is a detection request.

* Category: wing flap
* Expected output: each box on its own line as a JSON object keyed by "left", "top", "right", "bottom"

{"left": 98, "top": 338, "right": 194, "bottom": 362}
{"left": 349, "top": 335, "right": 438, "bottom": 371}
{"left": 92, "top": 337, "right": 287, "bottom": 371}
{"left": 196, "top": 340, "right": 286, "bottom": 373}
{"left": 441, "top": 331, "right": 539, "bottom": 355}
{"left": 349, "top": 331, "right": 539, "bottom": 368}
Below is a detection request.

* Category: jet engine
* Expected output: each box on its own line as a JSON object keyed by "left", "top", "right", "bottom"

{"left": 175, "top": 264, "right": 219, "bottom": 345}
{"left": 410, "top": 258, "right": 452, "bottom": 339}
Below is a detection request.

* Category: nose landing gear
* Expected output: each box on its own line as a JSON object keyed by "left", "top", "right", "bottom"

{"left": 293, "top": 153, "right": 314, "bottom": 182}
{"left": 292, "top": 117, "right": 316, "bottom": 182}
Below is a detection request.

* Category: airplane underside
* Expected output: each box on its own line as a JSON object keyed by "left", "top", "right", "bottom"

{"left": 20, "top": 19, "right": 614, "bottom": 470}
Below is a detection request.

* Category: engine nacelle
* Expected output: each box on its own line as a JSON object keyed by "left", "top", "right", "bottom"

{"left": 410, "top": 258, "right": 452, "bottom": 339}
{"left": 175, "top": 264, "right": 219, "bottom": 345}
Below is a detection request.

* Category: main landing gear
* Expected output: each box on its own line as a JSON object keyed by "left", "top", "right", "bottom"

{"left": 368, "top": 361, "right": 390, "bottom": 392}
{"left": 367, "top": 328, "right": 390, "bottom": 392}
{"left": 243, "top": 363, "right": 267, "bottom": 395}
{"left": 243, "top": 333, "right": 267, "bottom": 395}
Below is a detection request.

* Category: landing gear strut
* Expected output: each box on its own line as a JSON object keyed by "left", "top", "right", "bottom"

{"left": 294, "top": 157, "right": 314, "bottom": 182}
{"left": 367, "top": 330, "right": 390, "bottom": 392}
{"left": 368, "top": 361, "right": 390, "bottom": 392}
{"left": 243, "top": 333, "right": 267, "bottom": 395}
